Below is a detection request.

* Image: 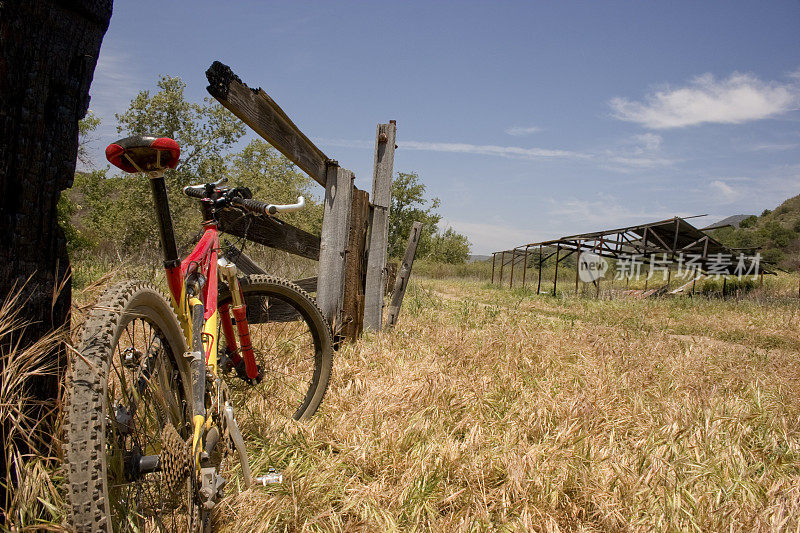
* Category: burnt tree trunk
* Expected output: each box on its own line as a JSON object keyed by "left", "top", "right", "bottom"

{"left": 0, "top": 0, "right": 112, "bottom": 503}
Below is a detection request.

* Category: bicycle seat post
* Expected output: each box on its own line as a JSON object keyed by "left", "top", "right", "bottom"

{"left": 107, "top": 135, "right": 182, "bottom": 270}
{"left": 147, "top": 168, "right": 180, "bottom": 269}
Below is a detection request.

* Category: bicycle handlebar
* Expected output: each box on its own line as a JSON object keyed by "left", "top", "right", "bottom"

{"left": 183, "top": 184, "right": 206, "bottom": 199}
{"left": 231, "top": 196, "right": 305, "bottom": 215}
{"left": 182, "top": 182, "right": 305, "bottom": 216}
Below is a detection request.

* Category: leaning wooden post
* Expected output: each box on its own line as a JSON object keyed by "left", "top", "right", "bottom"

{"left": 317, "top": 161, "right": 354, "bottom": 332}
{"left": 364, "top": 121, "right": 397, "bottom": 331}
{"left": 386, "top": 222, "right": 423, "bottom": 328}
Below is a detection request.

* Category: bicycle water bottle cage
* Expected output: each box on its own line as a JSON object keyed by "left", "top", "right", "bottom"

{"left": 105, "top": 135, "right": 180, "bottom": 173}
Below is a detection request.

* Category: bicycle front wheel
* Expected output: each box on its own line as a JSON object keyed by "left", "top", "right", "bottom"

{"left": 218, "top": 275, "right": 333, "bottom": 422}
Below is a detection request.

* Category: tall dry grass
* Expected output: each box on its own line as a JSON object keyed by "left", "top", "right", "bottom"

{"left": 0, "top": 288, "right": 68, "bottom": 530}
{"left": 216, "top": 276, "right": 800, "bottom": 532}
{"left": 10, "top": 258, "right": 800, "bottom": 531}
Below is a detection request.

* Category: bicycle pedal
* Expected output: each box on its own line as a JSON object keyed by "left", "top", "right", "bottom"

{"left": 254, "top": 467, "right": 283, "bottom": 485}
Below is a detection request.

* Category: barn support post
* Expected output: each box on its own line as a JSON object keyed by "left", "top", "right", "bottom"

{"left": 553, "top": 244, "right": 561, "bottom": 296}
{"left": 509, "top": 248, "right": 516, "bottom": 288}
{"left": 596, "top": 237, "right": 604, "bottom": 298}
{"left": 575, "top": 241, "right": 581, "bottom": 295}
{"left": 522, "top": 246, "right": 529, "bottom": 289}
{"left": 537, "top": 244, "right": 543, "bottom": 294}
{"left": 491, "top": 252, "right": 497, "bottom": 284}
{"left": 363, "top": 121, "right": 397, "bottom": 332}
{"left": 499, "top": 251, "right": 506, "bottom": 285}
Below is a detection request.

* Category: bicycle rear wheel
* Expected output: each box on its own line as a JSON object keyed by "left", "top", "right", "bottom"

{"left": 65, "top": 281, "right": 196, "bottom": 532}
{"left": 218, "top": 275, "right": 333, "bottom": 422}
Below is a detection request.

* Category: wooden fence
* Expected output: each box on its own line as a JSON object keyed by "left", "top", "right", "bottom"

{"left": 206, "top": 61, "right": 416, "bottom": 340}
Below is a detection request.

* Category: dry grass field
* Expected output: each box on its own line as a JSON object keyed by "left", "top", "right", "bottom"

{"left": 5, "top": 271, "right": 800, "bottom": 531}
{"left": 218, "top": 275, "right": 800, "bottom": 532}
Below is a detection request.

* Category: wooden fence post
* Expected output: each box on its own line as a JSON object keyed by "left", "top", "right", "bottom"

{"left": 386, "top": 222, "right": 423, "bottom": 328}
{"left": 342, "top": 188, "right": 370, "bottom": 341}
{"left": 364, "top": 121, "right": 397, "bottom": 331}
{"left": 317, "top": 161, "right": 354, "bottom": 331}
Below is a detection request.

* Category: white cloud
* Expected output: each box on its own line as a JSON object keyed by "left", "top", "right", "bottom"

{"left": 709, "top": 180, "right": 741, "bottom": 203}
{"left": 610, "top": 72, "right": 800, "bottom": 129}
{"left": 316, "top": 133, "right": 678, "bottom": 173}
{"left": 546, "top": 194, "right": 689, "bottom": 229}
{"left": 398, "top": 140, "right": 587, "bottom": 160}
{"left": 505, "top": 125, "right": 541, "bottom": 136}
{"left": 315, "top": 137, "right": 588, "bottom": 160}
{"left": 632, "top": 133, "right": 662, "bottom": 151}
{"left": 598, "top": 133, "right": 675, "bottom": 172}
{"left": 747, "top": 142, "right": 800, "bottom": 152}
{"left": 82, "top": 47, "right": 148, "bottom": 168}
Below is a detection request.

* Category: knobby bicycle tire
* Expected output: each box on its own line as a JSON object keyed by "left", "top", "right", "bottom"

{"left": 218, "top": 275, "right": 334, "bottom": 421}
{"left": 64, "top": 281, "right": 195, "bottom": 532}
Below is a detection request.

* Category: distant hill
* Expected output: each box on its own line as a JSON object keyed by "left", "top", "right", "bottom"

{"left": 710, "top": 194, "right": 800, "bottom": 270}
{"left": 710, "top": 214, "right": 754, "bottom": 229}
{"left": 468, "top": 254, "right": 492, "bottom": 263}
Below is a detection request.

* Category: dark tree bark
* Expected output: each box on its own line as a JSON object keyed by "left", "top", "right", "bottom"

{"left": 0, "top": 0, "right": 112, "bottom": 509}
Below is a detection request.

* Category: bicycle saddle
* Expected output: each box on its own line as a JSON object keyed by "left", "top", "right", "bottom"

{"left": 105, "top": 135, "right": 180, "bottom": 173}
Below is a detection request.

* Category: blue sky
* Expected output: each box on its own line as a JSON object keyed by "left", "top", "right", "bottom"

{"left": 87, "top": 1, "right": 800, "bottom": 254}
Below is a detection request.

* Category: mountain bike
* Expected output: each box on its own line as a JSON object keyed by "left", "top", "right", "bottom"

{"left": 65, "top": 135, "right": 334, "bottom": 532}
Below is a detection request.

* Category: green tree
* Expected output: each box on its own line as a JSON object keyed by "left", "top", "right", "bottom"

{"left": 428, "top": 227, "right": 471, "bottom": 263}
{"left": 227, "top": 139, "right": 323, "bottom": 234}
{"left": 112, "top": 75, "right": 247, "bottom": 249}
{"left": 738, "top": 215, "right": 757, "bottom": 228}
{"left": 388, "top": 171, "right": 471, "bottom": 263}
{"left": 64, "top": 76, "right": 326, "bottom": 257}
{"left": 388, "top": 172, "right": 441, "bottom": 258}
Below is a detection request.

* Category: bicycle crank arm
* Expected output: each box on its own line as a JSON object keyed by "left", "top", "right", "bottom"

{"left": 223, "top": 402, "right": 253, "bottom": 487}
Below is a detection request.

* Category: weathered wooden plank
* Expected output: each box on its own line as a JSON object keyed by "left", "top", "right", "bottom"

{"left": 222, "top": 243, "right": 317, "bottom": 293}
{"left": 342, "top": 188, "right": 370, "bottom": 341}
{"left": 206, "top": 61, "right": 329, "bottom": 186}
{"left": 316, "top": 163, "right": 354, "bottom": 329}
{"left": 386, "top": 222, "right": 423, "bottom": 329}
{"left": 222, "top": 242, "right": 266, "bottom": 276}
{"left": 220, "top": 243, "right": 314, "bottom": 321}
{"left": 217, "top": 206, "right": 320, "bottom": 260}
{"left": 363, "top": 121, "right": 397, "bottom": 331}
{"left": 292, "top": 276, "right": 318, "bottom": 293}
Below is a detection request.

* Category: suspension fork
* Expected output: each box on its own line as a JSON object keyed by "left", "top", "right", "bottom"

{"left": 217, "top": 259, "right": 259, "bottom": 380}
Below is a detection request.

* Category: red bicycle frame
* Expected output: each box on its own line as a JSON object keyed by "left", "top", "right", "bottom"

{"left": 164, "top": 220, "right": 259, "bottom": 380}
